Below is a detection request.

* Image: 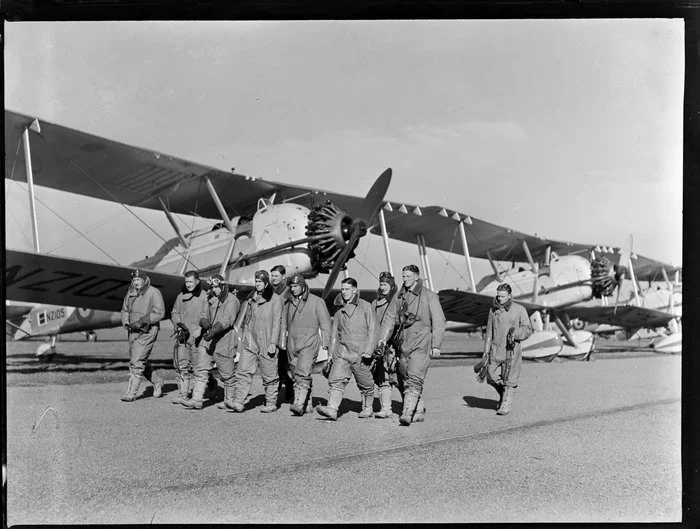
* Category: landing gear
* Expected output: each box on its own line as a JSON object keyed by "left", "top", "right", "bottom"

{"left": 36, "top": 335, "right": 58, "bottom": 362}
{"left": 85, "top": 331, "right": 97, "bottom": 342}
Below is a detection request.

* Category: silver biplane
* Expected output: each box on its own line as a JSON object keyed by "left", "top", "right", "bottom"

{"left": 4, "top": 110, "right": 682, "bottom": 360}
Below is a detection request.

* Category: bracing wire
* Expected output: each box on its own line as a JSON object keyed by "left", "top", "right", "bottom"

{"left": 354, "top": 234, "right": 380, "bottom": 284}
{"left": 36, "top": 133, "right": 196, "bottom": 267}
{"left": 46, "top": 208, "right": 130, "bottom": 254}
{"left": 12, "top": 181, "right": 122, "bottom": 265}
{"left": 5, "top": 134, "right": 22, "bottom": 185}
{"left": 7, "top": 208, "right": 35, "bottom": 248}
{"left": 433, "top": 247, "right": 473, "bottom": 291}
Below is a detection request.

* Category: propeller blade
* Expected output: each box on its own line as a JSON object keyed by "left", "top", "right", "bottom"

{"left": 612, "top": 234, "right": 633, "bottom": 314}
{"left": 321, "top": 227, "right": 363, "bottom": 301}
{"left": 319, "top": 168, "right": 393, "bottom": 301}
{"left": 613, "top": 271, "right": 625, "bottom": 315}
{"left": 356, "top": 168, "right": 392, "bottom": 223}
{"left": 618, "top": 234, "right": 632, "bottom": 274}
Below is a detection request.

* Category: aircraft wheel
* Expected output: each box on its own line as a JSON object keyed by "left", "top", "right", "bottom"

{"left": 86, "top": 331, "right": 97, "bottom": 342}
{"left": 572, "top": 319, "right": 585, "bottom": 331}
{"left": 36, "top": 342, "right": 56, "bottom": 360}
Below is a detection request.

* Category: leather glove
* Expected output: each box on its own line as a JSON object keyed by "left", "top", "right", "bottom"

{"left": 322, "top": 357, "right": 333, "bottom": 379}
{"left": 128, "top": 320, "right": 144, "bottom": 332}
{"left": 430, "top": 348, "right": 441, "bottom": 359}
{"left": 474, "top": 355, "right": 489, "bottom": 383}
{"left": 203, "top": 321, "right": 224, "bottom": 341}
{"left": 361, "top": 354, "right": 374, "bottom": 366}
{"left": 199, "top": 317, "right": 212, "bottom": 331}
{"left": 175, "top": 323, "right": 190, "bottom": 344}
{"left": 506, "top": 327, "right": 516, "bottom": 350}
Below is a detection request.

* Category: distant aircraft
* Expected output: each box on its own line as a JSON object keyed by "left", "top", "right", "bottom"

{"left": 7, "top": 300, "right": 121, "bottom": 347}
{"left": 438, "top": 235, "right": 681, "bottom": 360}
{"left": 5, "top": 109, "right": 681, "bottom": 362}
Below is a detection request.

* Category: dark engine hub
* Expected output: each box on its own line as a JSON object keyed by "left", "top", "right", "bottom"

{"left": 590, "top": 256, "right": 615, "bottom": 298}
{"left": 305, "top": 201, "right": 359, "bottom": 274}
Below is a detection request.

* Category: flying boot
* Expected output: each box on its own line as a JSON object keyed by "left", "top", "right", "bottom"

{"left": 120, "top": 375, "right": 142, "bottom": 402}
{"left": 399, "top": 390, "right": 419, "bottom": 426}
{"left": 496, "top": 383, "right": 505, "bottom": 410}
{"left": 374, "top": 386, "right": 393, "bottom": 419}
{"left": 412, "top": 396, "right": 426, "bottom": 423}
{"left": 150, "top": 369, "right": 163, "bottom": 399}
{"left": 181, "top": 379, "right": 207, "bottom": 410}
{"left": 315, "top": 388, "right": 343, "bottom": 420}
{"left": 357, "top": 393, "right": 374, "bottom": 418}
{"left": 497, "top": 387, "right": 515, "bottom": 415}
{"left": 260, "top": 383, "right": 279, "bottom": 413}
{"left": 217, "top": 386, "right": 236, "bottom": 410}
{"left": 290, "top": 385, "right": 309, "bottom": 416}
{"left": 172, "top": 374, "right": 190, "bottom": 405}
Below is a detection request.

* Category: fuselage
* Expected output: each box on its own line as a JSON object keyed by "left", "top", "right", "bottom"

{"left": 478, "top": 254, "right": 593, "bottom": 308}
{"left": 131, "top": 203, "right": 316, "bottom": 284}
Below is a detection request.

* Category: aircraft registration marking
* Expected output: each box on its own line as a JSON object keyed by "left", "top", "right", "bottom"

{"left": 6, "top": 265, "right": 132, "bottom": 301}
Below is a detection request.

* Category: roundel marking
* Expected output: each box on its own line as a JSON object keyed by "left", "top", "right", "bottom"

{"left": 76, "top": 308, "right": 95, "bottom": 323}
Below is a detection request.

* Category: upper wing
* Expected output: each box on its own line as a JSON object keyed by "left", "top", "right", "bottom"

{"left": 5, "top": 110, "right": 379, "bottom": 220}
{"left": 7, "top": 110, "right": 678, "bottom": 282}
{"left": 564, "top": 305, "right": 675, "bottom": 329}
{"left": 370, "top": 204, "right": 680, "bottom": 282}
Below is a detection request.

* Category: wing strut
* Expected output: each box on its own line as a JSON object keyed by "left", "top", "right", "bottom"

{"left": 521, "top": 241, "right": 539, "bottom": 303}
{"left": 378, "top": 208, "right": 394, "bottom": 275}
{"left": 158, "top": 197, "right": 190, "bottom": 249}
{"left": 416, "top": 234, "right": 434, "bottom": 291}
{"left": 628, "top": 254, "right": 641, "bottom": 307}
{"left": 553, "top": 314, "right": 578, "bottom": 348}
{"left": 456, "top": 216, "right": 477, "bottom": 292}
{"left": 219, "top": 236, "right": 237, "bottom": 278}
{"left": 486, "top": 251, "right": 504, "bottom": 283}
{"left": 205, "top": 176, "right": 235, "bottom": 233}
{"left": 661, "top": 268, "right": 674, "bottom": 313}
{"left": 22, "top": 119, "right": 42, "bottom": 252}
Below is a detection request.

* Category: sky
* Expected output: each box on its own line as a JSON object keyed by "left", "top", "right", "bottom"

{"left": 4, "top": 20, "right": 684, "bottom": 291}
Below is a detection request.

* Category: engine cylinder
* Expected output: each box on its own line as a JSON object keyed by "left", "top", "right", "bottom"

{"left": 590, "top": 257, "right": 615, "bottom": 298}
{"left": 305, "top": 201, "right": 358, "bottom": 273}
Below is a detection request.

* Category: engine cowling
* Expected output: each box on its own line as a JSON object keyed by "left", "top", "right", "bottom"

{"left": 305, "top": 201, "right": 359, "bottom": 274}
{"left": 590, "top": 255, "right": 630, "bottom": 299}
{"left": 590, "top": 256, "right": 615, "bottom": 298}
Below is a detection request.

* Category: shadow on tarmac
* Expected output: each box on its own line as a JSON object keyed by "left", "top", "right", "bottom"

{"left": 8, "top": 356, "right": 174, "bottom": 374}
{"left": 462, "top": 395, "right": 499, "bottom": 410}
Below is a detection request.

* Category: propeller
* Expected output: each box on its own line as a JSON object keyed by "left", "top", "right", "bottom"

{"left": 318, "top": 168, "right": 392, "bottom": 300}
{"left": 613, "top": 234, "right": 633, "bottom": 314}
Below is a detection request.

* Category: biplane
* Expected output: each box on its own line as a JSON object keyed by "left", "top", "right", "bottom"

{"left": 4, "top": 110, "right": 682, "bottom": 360}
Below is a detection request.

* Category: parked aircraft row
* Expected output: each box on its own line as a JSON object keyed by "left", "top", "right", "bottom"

{"left": 4, "top": 109, "right": 682, "bottom": 361}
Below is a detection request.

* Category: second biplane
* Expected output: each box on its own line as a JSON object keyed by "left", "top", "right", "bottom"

{"left": 5, "top": 110, "right": 682, "bottom": 360}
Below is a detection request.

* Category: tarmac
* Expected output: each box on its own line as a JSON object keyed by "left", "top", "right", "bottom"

{"left": 5, "top": 333, "right": 682, "bottom": 524}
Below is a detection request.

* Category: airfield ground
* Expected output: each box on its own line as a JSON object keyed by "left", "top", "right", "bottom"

{"left": 5, "top": 330, "right": 681, "bottom": 524}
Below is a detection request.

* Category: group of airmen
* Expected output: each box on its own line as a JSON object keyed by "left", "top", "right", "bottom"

{"left": 120, "top": 263, "right": 532, "bottom": 423}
